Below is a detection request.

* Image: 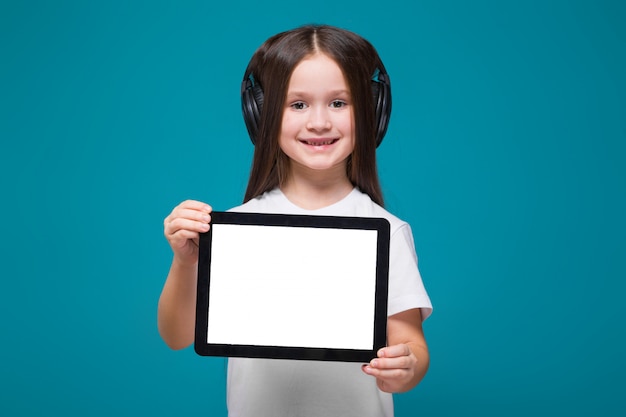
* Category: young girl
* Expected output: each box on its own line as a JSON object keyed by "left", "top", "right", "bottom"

{"left": 158, "top": 24, "right": 432, "bottom": 417}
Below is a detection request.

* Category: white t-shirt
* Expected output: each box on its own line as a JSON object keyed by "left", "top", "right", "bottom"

{"left": 225, "top": 188, "right": 432, "bottom": 417}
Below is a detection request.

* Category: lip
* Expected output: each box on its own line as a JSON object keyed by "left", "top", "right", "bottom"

{"left": 299, "top": 138, "right": 339, "bottom": 147}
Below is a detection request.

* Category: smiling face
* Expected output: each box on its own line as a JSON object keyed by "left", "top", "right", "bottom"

{"left": 279, "top": 53, "right": 355, "bottom": 179}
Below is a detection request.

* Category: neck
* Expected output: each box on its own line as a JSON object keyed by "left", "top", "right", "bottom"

{"left": 281, "top": 163, "right": 354, "bottom": 210}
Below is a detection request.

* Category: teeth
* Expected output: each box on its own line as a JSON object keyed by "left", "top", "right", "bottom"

{"left": 306, "top": 140, "right": 334, "bottom": 146}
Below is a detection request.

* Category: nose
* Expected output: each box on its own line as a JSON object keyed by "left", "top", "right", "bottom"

{"left": 306, "top": 106, "right": 331, "bottom": 131}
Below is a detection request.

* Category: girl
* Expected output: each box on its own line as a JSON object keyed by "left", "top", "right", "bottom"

{"left": 158, "top": 24, "right": 432, "bottom": 417}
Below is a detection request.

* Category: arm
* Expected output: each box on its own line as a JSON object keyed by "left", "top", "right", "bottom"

{"left": 157, "top": 200, "right": 212, "bottom": 350}
{"left": 362, "top": 308, "right": 429, "bottom": 393}
{"left": 157, "top": 258, "right": 198, "bottom": 350}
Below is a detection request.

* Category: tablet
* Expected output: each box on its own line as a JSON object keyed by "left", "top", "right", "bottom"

{"left": 194, "top": 211, "right": 390, "bottom": 362}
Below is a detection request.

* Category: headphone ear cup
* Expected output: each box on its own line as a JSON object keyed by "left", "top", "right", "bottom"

{"left": 252, "top": 84, "right": 264, "bottom": 113}
{"left": 241, "top": 76, "right": 264, "bottom": 145}
{"left": 371, "top": 71, "right": 391, "bottom": 147}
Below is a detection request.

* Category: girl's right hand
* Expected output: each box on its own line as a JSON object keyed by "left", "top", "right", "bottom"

{"left": 163, "top": 200, "right": 212, "bottom": 266}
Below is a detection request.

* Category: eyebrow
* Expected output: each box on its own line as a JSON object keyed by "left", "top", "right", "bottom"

{"left": 286, "top": 89, "right": 351, "bottom": 99}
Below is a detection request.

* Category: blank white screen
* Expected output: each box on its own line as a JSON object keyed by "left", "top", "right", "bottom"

{"left": 206, "top": 224, "right": 379, "bottom": 350}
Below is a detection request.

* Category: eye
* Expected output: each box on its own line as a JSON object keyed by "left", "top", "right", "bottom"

{"left": 330, "top": 100, "right": 347, "bottom": 109}
{"left": 290, "top": 101, "right": 307, "bottom": 110}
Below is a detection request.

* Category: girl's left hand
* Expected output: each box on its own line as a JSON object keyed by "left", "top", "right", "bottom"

{"left": 362, "top": 344, "right": 419, "bottom": 393}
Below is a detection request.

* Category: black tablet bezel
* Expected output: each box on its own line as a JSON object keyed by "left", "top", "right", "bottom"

{"left": 194, "top": 211, "right": 390, "bottom": 363}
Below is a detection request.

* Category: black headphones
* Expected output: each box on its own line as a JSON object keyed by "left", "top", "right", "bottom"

{"left": 241, "top": 63, "right": 392, "bottom": 147}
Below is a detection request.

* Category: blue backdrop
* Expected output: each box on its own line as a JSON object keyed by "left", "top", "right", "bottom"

{"left": 1, "top": 1, "right": 625, "bottom": 416}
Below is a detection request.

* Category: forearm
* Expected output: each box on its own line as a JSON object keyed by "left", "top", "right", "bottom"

{"left": 364, "top": 308, "right": 430, "bottom": 393}
{"left": 403, "top": 340, "right": 430, "bottom": 391}
{"left": 387, "top": 308, "right": 430, "bottom": 392}
{"left": 157, "top": 257, "right": 198, "bottom": 350}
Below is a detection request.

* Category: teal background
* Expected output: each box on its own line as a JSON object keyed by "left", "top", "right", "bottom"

{"left": 1, "top": 0, "right": 625, "bottom": 416}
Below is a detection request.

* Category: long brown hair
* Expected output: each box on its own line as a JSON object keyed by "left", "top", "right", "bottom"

{"left": 242, "top": 24, "right": 387, "bottom": 206}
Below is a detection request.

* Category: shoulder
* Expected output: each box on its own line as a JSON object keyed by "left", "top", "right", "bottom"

{"left": 351, "top": 189, "right": 409, "bottom": 237}
{"left": 227, "top": 189, "right": 284, "bottom": 213}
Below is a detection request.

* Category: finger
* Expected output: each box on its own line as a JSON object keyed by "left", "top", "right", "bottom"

{"left": 166, "top": 208, "right": 211, "bottom": 233}
{"left": 369, "top": 355, "right": 413, "bottom": 371}
{"left": 168, "top": 229, "right": 201, "bottom": 249}
{"left": 174, "top": 208, "right": 212, "bottom": 224}
{"left": 177, "top": 200, "right": 212, "bottom": 213}
{"left": 167, "top": 206, "right": 211, "bottom": 226}
{"left": 165, "top": 201, "right": 212, "bottom": 225}
{"left": 165, "top": 217, "right": 210, "bottom": 238}
{"left": 377, "top": 344, "right": 411, "bottom": 359}
{"left": 363, "top": 366, "right": 408, "bottom": 381}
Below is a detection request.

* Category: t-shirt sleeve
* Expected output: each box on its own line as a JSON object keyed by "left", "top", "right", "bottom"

{"left": 387, "top": 223, "right": 433, "bottom": 320}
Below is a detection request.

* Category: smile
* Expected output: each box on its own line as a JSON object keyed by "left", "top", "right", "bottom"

{"left": 300, "top": 139, "right": 339, "bottom": 146}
